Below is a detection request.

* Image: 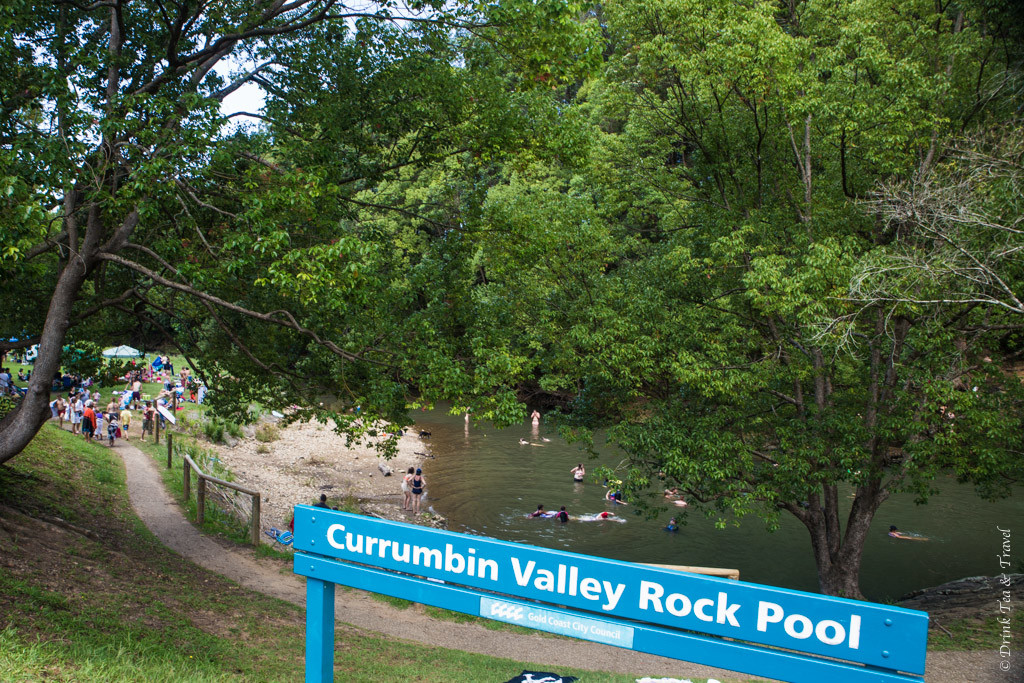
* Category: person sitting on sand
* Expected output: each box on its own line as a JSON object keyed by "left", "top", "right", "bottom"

{"left": 888, "top": 525, "right": 928, "bottom": 541}
{"left": 313, "top": 493, "right": 336, "bottom": 510}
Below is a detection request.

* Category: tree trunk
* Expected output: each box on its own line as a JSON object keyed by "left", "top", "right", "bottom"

{"left": 801, "top": 480, "right": 887, "bottom": 599}
{"left": 0, "top": 255, "right": 91, "bottom": 463}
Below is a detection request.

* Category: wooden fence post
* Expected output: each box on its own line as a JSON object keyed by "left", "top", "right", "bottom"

{"left": 252, "top": 495, "right": 260, "bottom": 546}
{"left": 166, "top": 433, "right": 172, "bottom": 469}
{"left": 155, "top": 411, "right": 160, "bottom": 444}
{"left": 183, "top": 457, "right": 190, "bottom": 502}
{"left": 197, "top": 476, "right": 206, "bottom": 524}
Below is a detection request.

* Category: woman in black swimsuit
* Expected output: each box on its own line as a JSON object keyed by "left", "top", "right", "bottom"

{"left": 411, "top": 468, "right": 425, "bottom": 515}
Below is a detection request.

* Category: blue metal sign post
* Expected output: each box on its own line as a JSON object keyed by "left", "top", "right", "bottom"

{"left": 293, "top": 507, "right": 929, "bottom": 683}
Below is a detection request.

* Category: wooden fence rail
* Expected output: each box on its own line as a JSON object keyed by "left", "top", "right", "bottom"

{"left": 181, "top": 451, "right": 261, "bottom": 546}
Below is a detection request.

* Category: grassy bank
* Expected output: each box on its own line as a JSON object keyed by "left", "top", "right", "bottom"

{"left": 0, "top": 425, "right": 664, "bottom": 682}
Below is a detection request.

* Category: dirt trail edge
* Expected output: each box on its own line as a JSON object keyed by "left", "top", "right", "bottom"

{"left": 118, "top": 440, "right": 997, "bottom": 682}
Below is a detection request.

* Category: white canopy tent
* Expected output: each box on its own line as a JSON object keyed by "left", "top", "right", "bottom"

{"left": 101, "top": 345, "right": 144, "bottom": 358}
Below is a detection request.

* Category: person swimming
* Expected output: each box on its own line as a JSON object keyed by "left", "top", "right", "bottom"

{"left": 888, "top": 525, "right": 929, "bottom": 541}
{"left": 528, "top": 504, "right": 557, "bottom": 518}
{"left": 573, "top": 511, "right": 624, "bottom": 522}
{"left": 665, "top": 517, "right": 678, "bottom": 532}
{"left": 605, "top": 489, "right": 628, "bottom": 505}
{"left": 665, "top": 488, "right": 688, "bottom": 507}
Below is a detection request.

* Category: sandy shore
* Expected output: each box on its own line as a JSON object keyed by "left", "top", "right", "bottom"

{"left": 206, "top": 417, "right": 433, "bottom": 536}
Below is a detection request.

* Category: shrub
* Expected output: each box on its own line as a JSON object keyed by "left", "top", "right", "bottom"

{"left": 202, "top": 419, "right": 225, "bottom": 443}
{"left": 254, "top": 423, "right": 279, "bottom": 443}
{"left": 338, "top": 494, "right": 360, "bottom": 514}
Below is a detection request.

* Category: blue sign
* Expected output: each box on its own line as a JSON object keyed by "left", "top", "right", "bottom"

{"left": 294, "top": 508, "right": 928, "bottom": 683}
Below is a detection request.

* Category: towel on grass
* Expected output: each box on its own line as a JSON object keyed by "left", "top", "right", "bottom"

{"left": 504, "top": 672, "right": 579, "bottom": 683}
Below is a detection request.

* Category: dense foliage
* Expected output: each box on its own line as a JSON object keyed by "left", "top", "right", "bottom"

{"left": 2, "top": 0, "right": 1021, "bottom": 597}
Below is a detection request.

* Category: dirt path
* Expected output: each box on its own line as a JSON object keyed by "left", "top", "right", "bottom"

{"left": 117, "top": 439, "right": 1011, "bottom": 682}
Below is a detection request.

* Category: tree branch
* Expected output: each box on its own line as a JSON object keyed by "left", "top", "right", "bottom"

{"left": 96, "top": 252, "right": 375, "bottom": 365}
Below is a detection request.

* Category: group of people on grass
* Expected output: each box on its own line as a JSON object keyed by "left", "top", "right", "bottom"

{"left": 50, "top": 390, "right": 159, "bottom": 446}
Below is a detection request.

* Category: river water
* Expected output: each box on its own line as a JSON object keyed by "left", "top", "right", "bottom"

{"left": 411, "top": 409, "right": 1021, "bottom": 601}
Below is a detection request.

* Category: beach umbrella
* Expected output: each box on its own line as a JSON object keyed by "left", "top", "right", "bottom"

{"left": 101, "top": 345, "right": 144, "bottom": 358}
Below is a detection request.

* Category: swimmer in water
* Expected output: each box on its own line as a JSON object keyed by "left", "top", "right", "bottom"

{"left": 605, "top": 489, "right": 628, "bottom": 505}
{"left": 572, "top": 511, "right": 624, "bottom": 522}
{"left": 528, "top": 504, "right": 557, "bottom": 518}
{"left": 888, "top": 525, "right": 929, "bottom": 541}
{"left": 571, "top": 463, "right": 585, "bottom": 482}
{"left": 665, "top": 517, "right": 678, "bottom": 532}
{"left": 665, "top": 487, "right": 688, "bottom": 507}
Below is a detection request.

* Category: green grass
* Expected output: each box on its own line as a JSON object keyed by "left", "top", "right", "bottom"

{"left": 926, "top": 609, "right": 1024, "bottom": 651}
{"left": 1, "top": 424, "right": 675, "bottom": 682}
{"left": 370, "top": 593, "right": 414, "bottom": 609}
{"left": 422, "top": 605, "right": 539, "bottom": 635}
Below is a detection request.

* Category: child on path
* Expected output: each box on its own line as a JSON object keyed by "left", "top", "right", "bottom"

{"left": 142, "top": 401, "right": 154, "bottom": 436}
{"left": 107, "top": 413, "right": 119, "bottom": 447}
{"left": 81, "top": 403, "right": 95, "bottom": 442}
{"left": 71, "top": 394, "right": 83, "bottom": 434}
{"left": 120, "top": 407, "right": 132, "bottom": 440}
